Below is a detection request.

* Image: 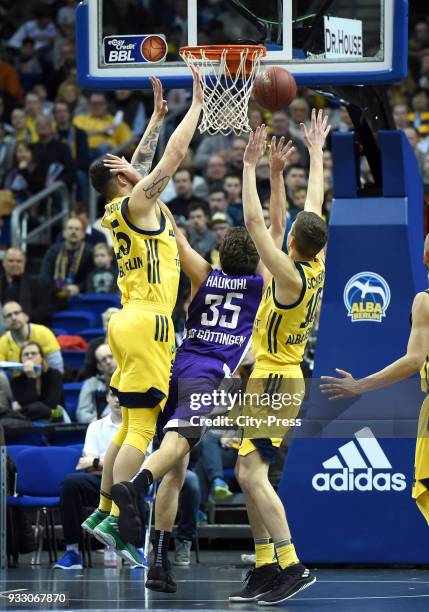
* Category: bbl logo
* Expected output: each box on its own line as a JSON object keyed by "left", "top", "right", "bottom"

{"left": 344, "top": 272, "right": 390, "bottom": 323}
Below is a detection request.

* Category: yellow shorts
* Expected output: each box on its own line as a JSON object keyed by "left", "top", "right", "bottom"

{"left": 413, "top": 395, "right": 429, "bottom": 524}
{"left": 238, "top": 365, "right": 305, "bottom": 463}
{"left": 108, "top": 302, "right": 175, "bottom": 409}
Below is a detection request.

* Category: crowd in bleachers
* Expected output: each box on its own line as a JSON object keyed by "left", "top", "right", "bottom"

{"left": 1, "top": 1, "right": 429, "bottom": 568}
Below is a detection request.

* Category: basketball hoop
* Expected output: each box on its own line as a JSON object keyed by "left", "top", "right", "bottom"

{"left": 180, "top": 45, "right": 266, "bottom": 136}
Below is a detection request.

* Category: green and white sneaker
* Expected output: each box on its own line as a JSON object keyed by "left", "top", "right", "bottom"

{"left": 81, "top": 509, "right": 109, "bottom": 536}
{"left": 93, "top": 516, "right": 145, "bottom": 566}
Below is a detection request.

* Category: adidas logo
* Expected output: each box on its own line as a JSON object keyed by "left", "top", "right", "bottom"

{"left": 312, "top": 427, "right": 406, "bottom": 492}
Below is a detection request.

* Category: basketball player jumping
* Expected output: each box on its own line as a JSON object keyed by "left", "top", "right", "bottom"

{"left": 230, "top": 111, "right": 330, "bottom": 606}
{"left": 81, "top": 67, "right": 203, "bottom": 565}
{"left": 321, "top": 235, "right": 429, "bottom": 524}
{"left": 105, "top": 135, "right": 295, "bottom": 592}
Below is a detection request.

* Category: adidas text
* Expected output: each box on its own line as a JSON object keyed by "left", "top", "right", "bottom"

{"left": 312, "top": 468, "right": 406, "bottom": 492}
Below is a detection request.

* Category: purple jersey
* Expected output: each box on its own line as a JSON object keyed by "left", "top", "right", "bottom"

{"left": 181, "top": 269, "right": 264, "bottom": 375}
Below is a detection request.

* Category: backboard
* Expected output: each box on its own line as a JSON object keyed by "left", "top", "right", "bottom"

{"left": 76, "top": 0, "right": 408, "bottom": 90}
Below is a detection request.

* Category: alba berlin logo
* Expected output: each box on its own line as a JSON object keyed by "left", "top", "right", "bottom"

{"left": 312, "top": 427, "right": 406, "bottom": 492}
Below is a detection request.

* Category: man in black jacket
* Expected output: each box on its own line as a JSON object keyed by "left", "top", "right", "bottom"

{"left": 0, "top": 248, "right": 53, "bottom": 326}
{"left": 33, "top": 114, "right": 75, "bottom": 191}
{"left": 40, "top": 216, "right": 94, "bottom": 298}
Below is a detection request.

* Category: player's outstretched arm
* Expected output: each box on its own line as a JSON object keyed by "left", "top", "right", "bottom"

{"left": 158, "top": 201, "right": 211, "bottom": 289}
{"left": 268, "top": 135, "right": 294, "bottom": 247}
{"left": 243, "top": 126, "right": 300, "bottom": 287}
{"left": 301, "top": 109, "right": 330, "bottom": 218}
{"left": 130, "top": 77, "right": 168, "bottom": 177}
{"left": 105, "top": 66, "right": 203, "bottom": 226}
{"left": 320, "top": 292, "right": 429, "bottom": 399}
{"left": 129, "top": 67, "right": 202, "bottom": 209}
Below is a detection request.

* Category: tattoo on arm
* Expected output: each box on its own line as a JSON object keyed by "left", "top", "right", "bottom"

{"left": 143, "top": 170, "right": 170, "bottom": 199}
{"left": 132, "top": 122, "right": 162, "bottom": 177}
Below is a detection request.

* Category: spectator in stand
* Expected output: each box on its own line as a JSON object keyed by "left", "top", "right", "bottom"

{"left": 404, "top": 126, "right": 425, "bottom": 169}
{"left": 270, "top": 110, "right": 307, "bottom": 163}
{"left": 419, "top": 51, "right": 429, "bottom": 91}
{"left": 73, "top": 92, "right": 132, "bottom": 160}
{"left": 76, "top": 344, "right": 117, "bottom": 424}
{"left": 422, "top": 152, "right": 429, "bottom": 189}
{"left": 57, "top": 80, "right": 89, "bottom": 117}
{"left": 40, "top": 215, "right": 94, "bottom": 300}
{"left": 204, "top": 154, "right": 227, "bottom": 190}
{"left": 208, "top": 188, "right": 231, "bottom": 218}
{"left": 54, "top": 390, "right": 142, "bottom": 570}
{"left": 78, "top": 307, "right": 120, "bottom": 382}
{"left": 33, "top": 114, "right": 75, "bottom": 190}
{"left": 0, "top": 301, "right": 64, "bottom": 373}
{"left": 0, "top": 248, "right": 53, "bottom": 325}
{"left": 3, "top": 142, "right": 40, "bottom": 203}
{"left": 248, "top": 106, "right": 264, "bottom": 131}
{"left": 112, "top": 90, "right": 146, "bottom": 138}
{"left": 195, "top": 431, "right": 235, "bottom": 508}
{"left": 193, "top": 133, "right": 233, "bottom": 171}
{"left": 10, "top": 109, "right": 32, "bottom": 144}
{"left": 393, "top": 103, "right": 410, "bottom": 130}
{"left": 54, "top": 101, "right": 90, "bottom": 200}
{"left": 14, "top": 38, "right": 43, "bottom": 94}
{"left": 187, "top": 202, "right": 214, "bottom": 256}
{"left": 71, "top": 206, "right": 107, "bottom": 247}
{"left": 288, "top": 186, "right": 307, "bottom": 222}
{"left": 10, "top": 341, "right": 64, "bottom": 422}
{"left": 167, "top": 168, "right": 207, "bottom": 219}
{"left": 227, "top": 136, "right": 247, "bottom": 175}
{"left": 0, "top": 122, "right": 15, "bottom": 185}
{"left": 409, "top": 20, "right": 429, "bottom": 61}
{"left": 223, "top": 174, "right": 243, "bottom": 226}
{"left": 206, "top": 212, "right": 230, "bottom": 268}
{"left": 285, "top": 164, "right": 307, "bottom": 195}
{"left": 85, "top": 243, "right": 117, "bottom": 294}
{"left": 0, "top": 49, "right": 22, "bottom": 104}
{"left": 408, "top": 90, "right": 429, "bottom": 138}
{"left": 24, "top": 92, "right": 45, "bottom": 141}
{"left": 288, "top": 97, "right": 311, "bottom": 142}
{"left": 7, "top": 4, "right": 58, "bottom": 62}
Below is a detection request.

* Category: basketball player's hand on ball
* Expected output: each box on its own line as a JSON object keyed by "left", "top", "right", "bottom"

{"left": 320, "top": 369, "right": 361, "bottom": 400}
{"left": 149, "top": 77, "right": 168, "bottom": 119}
{"left": 301, "top": 108, "right": 331, "bottom": 153}
{"left": 189, "top": 64, "right": 204, "bottom": 106}
{"left": 269, "top": 136, "right": 295, "bottom": 173}
{"left": 244, "top": 125, "right": 268, "bottom": 166}
{"left": 103, "top": 154, "right": 142, "bottom": 185}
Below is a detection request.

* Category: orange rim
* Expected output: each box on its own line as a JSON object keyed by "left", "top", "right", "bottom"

{"left": 180, "top": 44, "right": 266, "bottom": 76}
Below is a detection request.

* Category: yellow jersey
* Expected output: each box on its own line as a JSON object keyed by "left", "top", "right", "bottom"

{"left": 252, "top": 257, "right": 325, "bottom": 368}
{"left": 0, "top": 324, "right": 60, "bottom": 364}
{"left": 102, "top": 196, "right": 180, "bottom": 312}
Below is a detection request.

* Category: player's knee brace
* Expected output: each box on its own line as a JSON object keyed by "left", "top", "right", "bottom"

{"left": 123, "top": 408, "right": 157, "bottom": 454}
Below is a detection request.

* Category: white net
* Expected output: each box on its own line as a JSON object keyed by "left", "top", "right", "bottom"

{"left": 180, "top": 46, "right": 265, "bottom": 136}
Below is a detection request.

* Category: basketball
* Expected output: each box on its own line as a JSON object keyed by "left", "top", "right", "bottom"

{"left": 253, "top": 66, "right": 297, "bottom": 112}
{"left": 141, "top": 35, "right": 167, "bottom": 63}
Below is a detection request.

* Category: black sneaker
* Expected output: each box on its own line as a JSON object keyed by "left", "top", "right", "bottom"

{"left": 229, "top": 563, "right": 280, "bottom": 602}
{"left": 145, "top": 562, "right": 177, "bottom": 593}
{"left": 110, "top": 481, "right": 144, "bottom": 546}
{"left": 258, "top": 563, "right": 316, "bottom": 606}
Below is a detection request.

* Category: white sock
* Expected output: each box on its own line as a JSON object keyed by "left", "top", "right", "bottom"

{"left": 66, "top": 544, "right": 79, "bottom": 553}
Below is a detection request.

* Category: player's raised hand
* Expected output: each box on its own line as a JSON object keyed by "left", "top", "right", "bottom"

{"left": 269, "top": 136, "right": 295, "bottom": 173}
{"left": 190, "top": 64, "right": 204, "bottom": 106}
{"left": 320, "top": 369, "right": 361, "bottom": 400}
{"left": 103, "top": 154, "right": 142, "bottom": 185}
{"left": 149, "top": 76, "right": 168, "bottom": 119}
{"left": 301, "top": 108, "right": 331, "bottom": 152}
{"left": 244, "top": 125, "right": 268, "bottom": 166}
